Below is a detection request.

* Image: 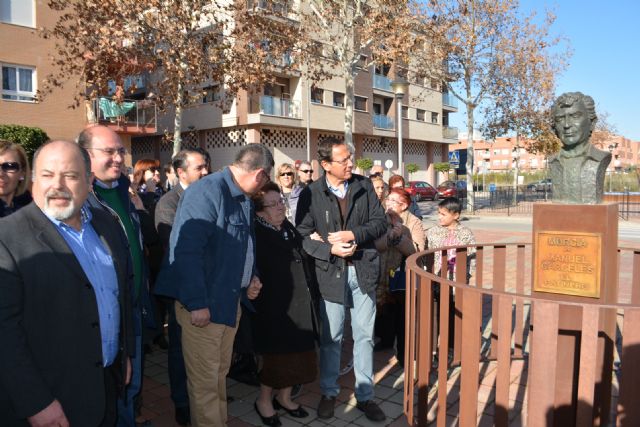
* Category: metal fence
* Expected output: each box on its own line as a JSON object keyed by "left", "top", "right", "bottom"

{"left": 464, "top": 186, "right": 639, "bottom": 219}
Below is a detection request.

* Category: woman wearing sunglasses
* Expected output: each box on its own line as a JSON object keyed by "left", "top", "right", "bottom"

{"left": 276, "top": 163, "right": 304, "bottom": 224}
{"left": 0, "top": 139, "right": 31, "bottom": 218}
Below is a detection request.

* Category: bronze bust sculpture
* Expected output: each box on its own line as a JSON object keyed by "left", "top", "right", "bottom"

{"left": 548, "top": 92, "right": 611, "bottom": 204}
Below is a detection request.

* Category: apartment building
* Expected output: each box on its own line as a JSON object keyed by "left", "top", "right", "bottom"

{"left": 2, "top": 0, "right": 455, "bottom": 182}
{"left": 593, "top": 135, "right": 640, "bottom": 171}
{"left": 1, "top": 0, "right": 156, "bottom": 157}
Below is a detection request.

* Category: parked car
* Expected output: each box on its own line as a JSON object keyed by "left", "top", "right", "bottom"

{"left": 526, "top": 179, "right": 552, "bottom": 192}
{"left": 405, "top": 181, "right": 439, "bottom": 201}
{"left": 437, "top": 180, "right": 468, "bottom": 198}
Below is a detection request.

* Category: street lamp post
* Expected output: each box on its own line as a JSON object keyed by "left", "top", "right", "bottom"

{"left": 391, "top": 78, "right": 409, "bottom": 177}
{"left": 608, "top": 144, "right": 617, "bottom": 192}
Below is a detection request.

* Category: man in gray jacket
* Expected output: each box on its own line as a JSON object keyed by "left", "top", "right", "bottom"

{"left": 295, "top": 137, "right": 387, "bottom": 421}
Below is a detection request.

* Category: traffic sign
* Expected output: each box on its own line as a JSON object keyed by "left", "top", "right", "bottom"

{"left": 448, "top": 151, "right": 460, "bottom": 167}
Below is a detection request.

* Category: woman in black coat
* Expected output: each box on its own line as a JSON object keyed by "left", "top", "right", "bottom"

{"left": 251, "top": 182, "right": 317, "bottom": 426}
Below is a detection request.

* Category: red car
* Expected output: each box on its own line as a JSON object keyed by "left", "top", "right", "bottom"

{"left": 437, "top": 180, "right": 468, "bottom": 198}
{"left": 405, "top": 181, "right": 439, "bottom": 201}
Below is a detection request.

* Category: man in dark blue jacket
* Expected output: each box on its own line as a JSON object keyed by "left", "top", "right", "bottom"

{"left": 156, "top": 144, "right": 271, "bottom": 426}
{"left": 295, "top": 137, "right": 388, "bottom": 422}
{"left": 77, "top": 125, "right": 158, "bottom": 426}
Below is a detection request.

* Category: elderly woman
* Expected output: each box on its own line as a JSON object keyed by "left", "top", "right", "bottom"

{"left": 0, "top": 139, "right": 31, "bottom": 218}
{"left": 388, "top": 174, "right": 422, "bottom": 220}
{"left": 374, "top": 188, "right": 425, "bottom": 365}
{"left": 275, "top": 163, "right": 304, "bottom": 223}
{"left": 251, "top": 182, "right": 317, "bottom": 426}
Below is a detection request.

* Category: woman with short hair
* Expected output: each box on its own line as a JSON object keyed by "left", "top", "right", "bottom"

{"left": 275, "top": 163, "right": 304, "bottom": 223}
{"left": 0, "top": 139, "right": 31, "bottom": 218}
{"left": 251, "top": 182, "right": 317, "bottom": 426}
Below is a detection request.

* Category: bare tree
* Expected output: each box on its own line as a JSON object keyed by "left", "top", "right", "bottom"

{"left": 42, "top": 0, "right": 299, "bottom": 154}
{"left": 419, "top": 0, "right": 569, "bottom": 210}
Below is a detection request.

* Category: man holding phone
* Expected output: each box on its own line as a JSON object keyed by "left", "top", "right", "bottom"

{"left": 295, "top": 137, "right": 387, "bottom": 422}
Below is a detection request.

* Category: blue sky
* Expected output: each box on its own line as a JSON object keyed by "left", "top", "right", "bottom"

{"left": 449, "top": 0, "right": 640, "bottom": 140}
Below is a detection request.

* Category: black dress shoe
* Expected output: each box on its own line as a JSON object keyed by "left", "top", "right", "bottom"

{"left": 272, "top": 397, "right": 309, "bottom": 418}
{"left": 254, "top": 401, "right": 282, "bottom": 427}
{"left": 175, "top": 406, "right": 190, "bottom": 426}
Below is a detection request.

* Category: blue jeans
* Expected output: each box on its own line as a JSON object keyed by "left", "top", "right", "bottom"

{"left": 319, "top": 266, "right": 376, "bottom": 402}
{"left": 117, "top": 310, "right": 142, "bottom": 427}
{"left": 167, "top": 300, "right": 189, "bottom": 409}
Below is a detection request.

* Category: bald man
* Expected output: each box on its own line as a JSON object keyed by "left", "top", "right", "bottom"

{"left": 0, "top": 141, "right": 134, "bottom": 426}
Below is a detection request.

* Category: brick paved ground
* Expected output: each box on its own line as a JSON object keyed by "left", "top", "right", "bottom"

{"left": 138, "top": 217, "right": 639, "bottom": 426}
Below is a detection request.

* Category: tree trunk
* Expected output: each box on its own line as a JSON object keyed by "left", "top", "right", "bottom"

{"left": 344, "top": 66, "right": 355, "bottom": 151}
{"left": 466, "top": 104, "right": 475, "bottom": 211}
{"left": 173, "top": 83, "right": 183, "bottom": 156}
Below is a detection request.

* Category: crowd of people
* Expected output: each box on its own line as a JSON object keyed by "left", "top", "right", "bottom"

{"left": 0, "top": 128, "right": 475, "bottom": 427}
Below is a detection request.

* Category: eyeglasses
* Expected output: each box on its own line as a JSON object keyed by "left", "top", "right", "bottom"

{"left": 89, "top": 147, "right": 127, "bottom": 157}
{"left": 386, "top": 198, "right": 404, "bottom": 205}
{"left": 147, "top": 167, "right": 159, "bottom": 174}
{"left": 299, "top": 169, "right": 313, "bottom": 174}
{"left": 0, "top": 162, "right": 21, "bottom": 173}
{"left": 279, "top": 172, "right": 294, "bottom": 177}
{"left": 330, "top": 155, "right": 353, "bottom": 166}
{"left": 263, "top": 199, "right": 285, "bottom": 208}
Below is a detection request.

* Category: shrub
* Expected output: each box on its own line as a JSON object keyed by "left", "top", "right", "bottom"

{"left": 0, "top": 124, "right": 49, "bottom": 160}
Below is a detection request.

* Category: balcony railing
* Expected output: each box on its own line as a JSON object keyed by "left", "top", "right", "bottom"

{"left": 94, "top": 97, "right": 157, "bottom": 130}
{"left": 259, "top": 95, "right": 300, "bottom": 118}
{"left": 373, "top": 114, "right": 394, "bottom": 130}
{"left": 442, "top": 92, "right": 458, "bottom": 108}
{"left": 372, "top": 74, "right": 392, "bottom": 91}
{"left": 443, "top": 125, "right": 459, "bottom": 140}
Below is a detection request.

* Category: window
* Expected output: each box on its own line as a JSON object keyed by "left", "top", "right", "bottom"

{"left": 0, "top": 0, "right": 34, "bottom": 27}
{"left": 493, "top": 149, "right": 500, "bottom": 155}
{"left": 401, "top": 106, "right": 408, "bottom": 119}
{"left": 416, "top": 109, "right": 426, "bottom": 121}
{"left": 356, "top": 54, "right": 368, "bottom": 69}
{"left": 354, "top": 96, "right": 367, "bottom": 111}
{"left": 431, "top": 112, "right": 438, "bottom": 124}
{"left": 333, "top": 92, "right": 344, "bottom": 107}
{"left": 311, "top": 87, "right": 324, "bottom": 104}
{"left": 493, "top": 160, "right": 501, "bottom": 166}
{"left": 501, "top": 159, "right": 509, "bottom": 166}
{"left": 202, "top": 85, "right": 220, "bottom": 103}
{"left": 501, "top": 148, "right": 510, "bottom": 155}
{"left": 2, "top": 64, "right": 36, "bottom": 102}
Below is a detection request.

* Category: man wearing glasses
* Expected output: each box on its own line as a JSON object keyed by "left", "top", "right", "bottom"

{"left": 297, "top": 160, "right": 314, "bottom": 186}
{"left": 295, "top": 137, "right": 388, "bottom": 422}
{"left": 155, "top": 144, "right": 271, "bottom": 427}
{"left": 77, "top": 125, "right": 157, "bottom": 427}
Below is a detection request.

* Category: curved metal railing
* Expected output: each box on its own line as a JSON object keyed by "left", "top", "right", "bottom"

{"left": 402, "top": 243, "right": 640, "bottom": 427}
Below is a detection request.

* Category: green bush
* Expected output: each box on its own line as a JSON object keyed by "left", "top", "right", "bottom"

{"left": 0, "top": 124, "right": 49, "bottom": 160}
{"left": 355, "top": 157, "right": 373, "bottom": 173}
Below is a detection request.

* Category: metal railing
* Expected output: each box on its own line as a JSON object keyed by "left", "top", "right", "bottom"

{"left": 94, "top": 97, "right": 157, "bottom": 129}
{"left": 373, "top": 73, "right": 392, "bottom": 91}
{"left": 464, "top": 186, "right": 638, "bottom": 218}
{"left": 443, "top": 126, "right": 458, "bottom": 140}
{"left": 259, "top": 95, "right": 300, "bottom": 118}
{"left": 442, "top": 92, "right": 458, "bottom": 108}
{"left": 403, "top": 243, "right": 640, "bottom": 426}
{"left": 373, "top": 113, "right": 394, "bottom": 130}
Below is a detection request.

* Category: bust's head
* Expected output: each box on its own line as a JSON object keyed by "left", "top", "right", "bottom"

{"left": 552, "top": 92, "right": 597, "bottom": 151}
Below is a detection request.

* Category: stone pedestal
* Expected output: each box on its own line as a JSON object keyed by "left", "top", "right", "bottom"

{"left": 531, "top": 202, "right": 618, "bottom": 426}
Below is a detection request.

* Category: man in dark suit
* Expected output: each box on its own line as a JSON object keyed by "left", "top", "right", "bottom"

{"left": 154, "top": 148, "right": 208, "bottom": 426}
{"left": 0, "top": 140, "right": 134, "bottom": 426}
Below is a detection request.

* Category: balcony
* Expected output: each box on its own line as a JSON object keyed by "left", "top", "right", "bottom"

{"left": 372, "top": 74, "right": 392, "bottom": 92}
{"left": 259, "top": 95, "right": 300, "bottom": 118}
{"left": 94, "top": 97, "right": 157, "bottom": 134}
{"left": 373, "top": 114, "right": 394, "bottom": 130}
{"left": 442, "top": 92, "right": 458, "bottom": 109}
{"left": 443, "top": 126, "right": 459, "bottom": 140}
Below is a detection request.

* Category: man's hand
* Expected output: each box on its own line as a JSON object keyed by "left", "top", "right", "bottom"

{"left": 309, "top": 232, "right": 324, "bottom": 242}
{"left": 125, "top": 357, "right": 132, "bottom": 385}
{"left": 327, "top": 230, "right": 355, "bottom": 244}
{"left": 247, "top": 276, "right": 262, "bottom": 300}
{"left": 331, "top": 242, "right": 357, "bottom": 258}
{"left": 190, "top": 308, "right": 211, "bottom": 327}
{"left": 28, "top": 400, "right": 68, "bottom": 427}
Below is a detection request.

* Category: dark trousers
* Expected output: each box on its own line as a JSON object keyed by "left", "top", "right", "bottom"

{"left": 100, "top": 365, "right": 118, "bottom": 427}
{"left": 375, "top": 292, "right": 406, "bottom": 362}
{"left": 167, "top": 301, "right": 189, "bottom": 409}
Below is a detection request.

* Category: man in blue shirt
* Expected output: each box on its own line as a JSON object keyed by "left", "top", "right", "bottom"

{"left": 156, "top": 144, "right": 272, "bottom": 426}
{"left": 0, "top": 140, "right": 134, "bottom": 426}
